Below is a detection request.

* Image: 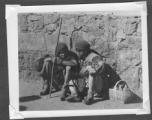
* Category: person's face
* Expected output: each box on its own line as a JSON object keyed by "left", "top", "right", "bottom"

{"left": 76, "top": 49, "right": 88, "bottom": 60}
{"left": 58, "top": 49, "right": 68, "bottom": 60}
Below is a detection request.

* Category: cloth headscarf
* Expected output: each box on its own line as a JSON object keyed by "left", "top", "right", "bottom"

{"left": 75, "top": 40, "right": 106, "bottom": 58}
{"left": 55, "top": 42, "right": 68, "bottom": 56}
{"left": 75, "top": 40, "right": 90, "bottom": 50}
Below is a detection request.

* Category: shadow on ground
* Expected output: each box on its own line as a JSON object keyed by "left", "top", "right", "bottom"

{"left": 19, "top": 95, "right": 41, "bottom": 102}
{"left": 127, "top": 94, "right": 143, "bottom": 104}
{"left": 19, "top": 105, "right": 27, "bottom": 111}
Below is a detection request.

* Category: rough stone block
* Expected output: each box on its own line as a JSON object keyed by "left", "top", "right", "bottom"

{"left": 126, "top": 36, "right": 142, "bottom": 50}
{"left": 43, "top": 14, "right": 54, "bottom": 24}
{"left": 92, "top": 28, "right": 105, "bottom": 37}
{"left": 20, "top": 15, "right": 28, "bottom": 32}
{"left": 66, "top": 25, "right": 74, "bottom": 37}
{"left": 82, "top": 25, "right": 88, "bottom": 32}
{"left": 36, "top": 17, "right": 44, "bottom": 31}
{"left": 71, "top": 31, "right": 83, "bottom": 44}
{"left": 104, "top": 28, "right": 109, "bottom": 38}
{"left": 116, "top": 29, "right": 126, "bottom": 39}
{"left": 52, "top": 14, "right": 60, "bottom": 23}
{"left": 125, "top": 22, "right": 138, "bottom": 35}
{"left": 46, "top": 23, "right": 57, "bottom": 33}
{"left": 137, "top": 22, "right": 141, "bottom": 36}
{"left": 109, "top": 19, "right": 116, "bottom": 27}
{"left": 118, "top": 41, "right": 129, "bottom": 50}
{"left": 97, "top": 41, "right": 109, "bottom": 56}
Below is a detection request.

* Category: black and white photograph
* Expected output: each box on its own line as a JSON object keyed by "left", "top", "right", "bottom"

{"left": 6, "top": 2, "right": 150, "bottom": 119}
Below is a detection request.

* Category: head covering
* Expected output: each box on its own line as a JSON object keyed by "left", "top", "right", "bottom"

{"left": 75, "top": 40, "right": 90, "bottom": 50}
{"left": 55, "top": 42, "right": 68, "bottom": 56}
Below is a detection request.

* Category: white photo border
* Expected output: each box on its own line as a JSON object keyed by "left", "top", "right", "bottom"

{"left": 6, "top": 1, "right": 150, "bottom": 119}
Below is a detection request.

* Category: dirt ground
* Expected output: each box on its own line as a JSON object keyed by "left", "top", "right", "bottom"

{"left": 19, "top": 80, "right": 143, "bottom": 111}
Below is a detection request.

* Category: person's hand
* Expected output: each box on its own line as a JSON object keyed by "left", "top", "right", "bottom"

{"left": 44, "top": 57, "right": 52, "bottom": 62}
{"left": 56, "top": 57, "right": 63, "bottom": 65}
{"left": 51, "top": 57, "right": 56, "bottom": 63}
{"left": 51, "top": 57, "right": 63, "bottom": 65}
{"left": 44, "top": 57, "right": 62, "bottom": 65}
{"left": 86, "top": 66, "right": 96, "bottom": 75}
{"left": 79, "top": 68, "right": 88, "bottom": 76}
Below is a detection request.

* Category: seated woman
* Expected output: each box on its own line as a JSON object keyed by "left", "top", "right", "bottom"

{"left": 36, "top": 42, "right": 81, "bottom": 101}
{"left": 66, "top": 40, "right": 111, "bottom": 105}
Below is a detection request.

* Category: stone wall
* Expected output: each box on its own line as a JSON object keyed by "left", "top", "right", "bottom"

{"left": 18, "top": 13, "right": 142, "bottom": 97}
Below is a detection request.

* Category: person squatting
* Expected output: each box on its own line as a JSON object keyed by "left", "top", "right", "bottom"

{"left": 36, "top": 40, "right": 112, "bottom": 105}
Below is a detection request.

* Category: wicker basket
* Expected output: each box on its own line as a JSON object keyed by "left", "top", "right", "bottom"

{"left": 109, "top": 80, "right": 135, "bottom": 104}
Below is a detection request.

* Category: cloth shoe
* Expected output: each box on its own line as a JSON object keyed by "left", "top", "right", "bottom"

{"left": 40, "top": 80, "right": 50, "bottom": 96}
{"left": 83, "top": 92, "right": 94, "bottom": 105}
{"left": 65, "top": 94, "right": 82, "bottom": 102}
{"left": 60, "top": 85, "right": 68, "bottom": 101}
